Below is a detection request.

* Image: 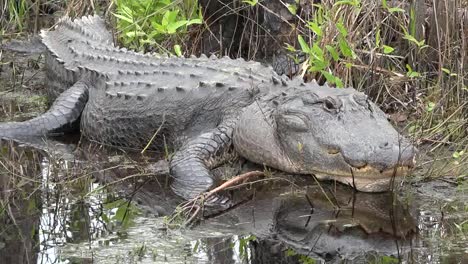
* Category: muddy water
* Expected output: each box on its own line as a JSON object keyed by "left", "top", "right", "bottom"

{"left": 1, "top": 41, "right": 467, "bottom": 264}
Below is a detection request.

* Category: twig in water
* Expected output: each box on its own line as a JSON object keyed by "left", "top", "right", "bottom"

{"left": 167, "top": 170, "right": 264, "bottom": 227}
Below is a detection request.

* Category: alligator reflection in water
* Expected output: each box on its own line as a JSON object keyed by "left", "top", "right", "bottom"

{"left": 0, "top": 139, "right": 466, "bottom": 263}
{"left": 205, "top": 184, "right": 417, "bottom": 263}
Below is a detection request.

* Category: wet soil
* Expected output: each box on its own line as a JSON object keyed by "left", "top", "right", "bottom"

{"left": 0, "top": 35, "right": 467, "bottom": 264}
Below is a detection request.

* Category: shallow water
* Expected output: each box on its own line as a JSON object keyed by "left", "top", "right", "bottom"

{"left": 0, "top": 138, "right": 466, "bottom": 264}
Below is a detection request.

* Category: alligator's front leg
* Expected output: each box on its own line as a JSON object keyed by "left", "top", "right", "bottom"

{"left": 0, "top": 81, "right": 88, "bottom": 138}
{"left": 170, "top": 121, "right": 236, "bottom": 203}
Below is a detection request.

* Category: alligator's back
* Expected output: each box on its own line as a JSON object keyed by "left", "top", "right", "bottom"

{"left": 38, "top": 16, "right": 289, "bottom": 150}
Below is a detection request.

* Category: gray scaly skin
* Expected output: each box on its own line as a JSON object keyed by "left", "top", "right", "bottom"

{"left": 0, "top": 16, "right": 417, "bottom": 202}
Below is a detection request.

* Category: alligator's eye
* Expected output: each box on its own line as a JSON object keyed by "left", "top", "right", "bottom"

{"left": 277, "top": 114, "right": 308, "bottom": 132}
{"left": 324, "top": 99, "right": 334, "bottom": 110}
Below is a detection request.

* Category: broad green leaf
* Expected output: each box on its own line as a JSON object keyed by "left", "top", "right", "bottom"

{"left": 426, "top": 101, "right": 435, "bottom": 112}
{"left": 307, "top": 21, "right": 322, "bottom": 37}
{"left": 453, "top": 151, "right": 464, "bottom": 159}
{"left": 403, "top": 34, "right": 425, "bottom": 47}
{"left": 407, "top": 71, "right": 421, "bottom": 78}
{"left": 321, "top": 71, "right": 343, "bottom": 87}
{"left": 441, "top": 68, "right": 457, "bottom": 76}
{"left": 383, "top": 45, "right": 394, "bottom": 54}
{"left": 406, "top": 64, "right": 421, "bottom": 78}
{"left": 336, "top": 22, "right": 348, "bottom": 37}
{"left": 151, "top": 21, "right": 165, "bottom": 33}
{"left": 309, "top": 59, "right": 328, "bottom": 72}
{"left": 297, "top": 35, "right": 310, "bottom": 53}
{"left": 242, "top": 0, "right": 258, "bottom": 6}
{"left": 325, "top": 45, "right": 339, "bottom": 61}
{"left": 338, "top": 38, "right": 353, "bottom": 58}
{"left": 174, "top": 44, "right": 182, "bottom": 56}
{"left": 167, "top": 20, "right": 189, "bottom": 34}
{"left": 335, "top": 77, "right": 344, "bottom": 88}
{"left": 311, "top": 43, "right": 324, "bottom": 59}
{"left": 167, "top": 10, "right": 179, "bottom": 24}
{"left": 113, "top": 13, "right": 134, "bottom": 24}
{"left": 286, "top": 3, "right": 297, "bottom": 15}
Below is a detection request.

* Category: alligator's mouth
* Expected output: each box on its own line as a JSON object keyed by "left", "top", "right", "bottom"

{"left": 311, "top": 163, "right": 414, "bottom": 192}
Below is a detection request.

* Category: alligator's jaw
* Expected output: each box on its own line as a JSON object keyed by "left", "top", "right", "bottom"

{"left": 313, "top": 166, "right": 411, "bottom": 192}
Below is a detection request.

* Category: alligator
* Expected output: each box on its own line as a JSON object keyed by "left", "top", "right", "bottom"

{"left": 0, "top": 15, "right": 416, "bottom": 203}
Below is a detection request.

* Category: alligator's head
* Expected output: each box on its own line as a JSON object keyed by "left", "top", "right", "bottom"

{"left": 233, "top": 85, "right": 417, "bottom": 192}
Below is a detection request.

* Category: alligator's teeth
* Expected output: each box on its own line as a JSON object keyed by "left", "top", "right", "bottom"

{"left": 200, "top": 54, "right": 208, "bottom": 59}
{"left": 190, "top": 54, "right": 197, "bottom": 59}
{"left": 210, "top": 54, "right": 217, "bottom": 59}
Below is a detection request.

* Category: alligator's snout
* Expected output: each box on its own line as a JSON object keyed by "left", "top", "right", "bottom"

{"left": 342, "top": 141, "right": 417, "bottom": 171}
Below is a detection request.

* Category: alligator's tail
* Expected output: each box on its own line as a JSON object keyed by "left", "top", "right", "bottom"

{"left": 0, "top": 82, "right": 88, "bottom": 139}
{"left": 41, "top": 15, "right": 113, "bottom": 62}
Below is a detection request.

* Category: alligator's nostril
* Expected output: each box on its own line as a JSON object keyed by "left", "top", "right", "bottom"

{"left": 379, "top": 142, "right": 390, "bottom": 149}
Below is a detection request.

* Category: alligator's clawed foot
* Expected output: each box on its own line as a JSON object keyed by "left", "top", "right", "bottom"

{"left": 167, "top": 171, "right": 264, "bottom": 228}
{"left": 204, "top": 193, "right": 232, "bottom": 208}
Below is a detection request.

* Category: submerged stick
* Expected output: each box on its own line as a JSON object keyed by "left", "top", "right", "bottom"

{"left": 168, "top": 170, "right": 264, "bottom": 227}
